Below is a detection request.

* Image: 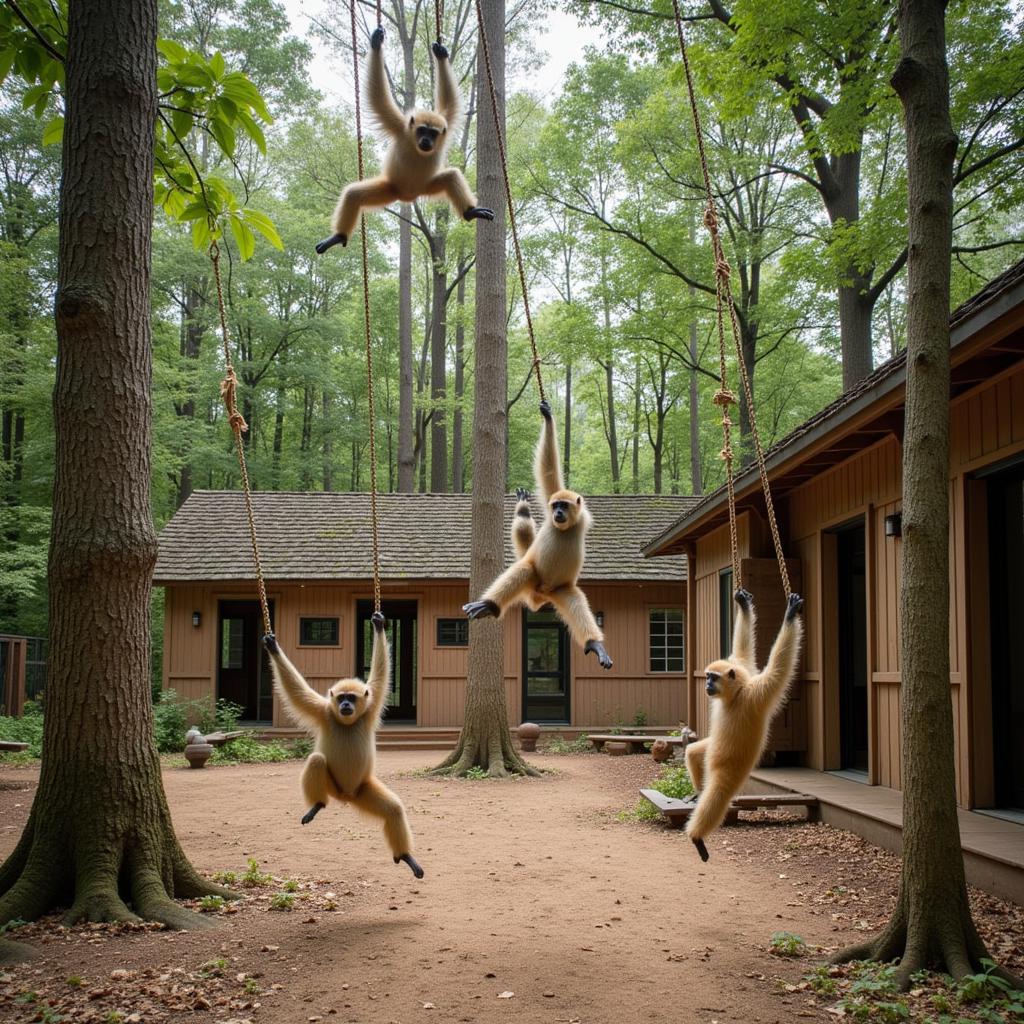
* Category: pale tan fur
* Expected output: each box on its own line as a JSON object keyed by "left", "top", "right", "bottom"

{"left": 477, "top": 413, "right": 603, "bottom": 649}
{"left": 266, "top": 630, "right": 417, "bottom": 862}
{"left": 686, "top": 595, "right": 804, "bottom": 845}
{"left": 330, "top": 41, "right": 476, "bottom": 240}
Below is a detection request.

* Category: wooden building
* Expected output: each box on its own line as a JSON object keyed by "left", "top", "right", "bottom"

{"left": 155, "top": 493, "right": 695, "bottom": 729}
{"left": 645, "top": 259, "right": 1024, "bottom": 816}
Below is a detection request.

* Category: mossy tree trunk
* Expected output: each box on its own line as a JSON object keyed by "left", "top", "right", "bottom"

{"left": 0, "top": 0, "right": 229, "bottom": 964}
{"left": 832, "top": 0, "right": 1019, "bottom": 989}
{"left": 432, "top": 0, "right": 537, "bottom": 779}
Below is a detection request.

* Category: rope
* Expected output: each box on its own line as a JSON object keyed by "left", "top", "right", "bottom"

{"left": 472, "top": 0, "right": 546, "bottom": 404}
{"left": 210, "top": 240, "right": 272, "bottom": 636}
{"left": 351, "top": 0, "right": 383, "bottom": 613}
{"left": 435, "top": 0, "right": 443, "bottom": 43}
{"left": 670, "top": 0, "right": 790, "bottom": 598}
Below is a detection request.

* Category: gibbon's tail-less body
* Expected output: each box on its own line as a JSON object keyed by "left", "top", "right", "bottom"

{"left": 315, "top": 29, "right": 493, "bottom": 254}
{"left": 263, "top": 617, "right": 424, "bottom": 879}
{"left": 463, "top": 400, "right": 613, "bottom": 670}
{"left": 685, "top": 589, "right": 804, "bottom": 862}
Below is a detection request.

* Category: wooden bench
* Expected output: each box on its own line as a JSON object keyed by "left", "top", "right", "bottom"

{"left": 639, "top": 788, "right": 820, "bottom": 829}
{"left": 0, "top": 741, "right": 29, "bottom": 752}
{"left": 589, "top": 734, "right": 688, "bottom": 754}
{"left": 203, "top": 730, "right": 245, "bottom": 747}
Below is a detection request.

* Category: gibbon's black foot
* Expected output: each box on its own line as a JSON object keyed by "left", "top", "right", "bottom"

{"left": 301, "top": 802, "right": 325, "bottom": 825}
{"left": 396, "top": 853, "right": 425, "bottom": 879}
{"left": 315, "top": 233, "right": 347, "bottom": 254}
{"left": 539, "top": 398, "right": 552, "bottom": 420}
{"left": 463, "top": 206, "right": 494, "bottom": 222}
{"left": 734, "top": 588, "right": 753, "bottom": 612}
{"left": 692, "top": 837, "right": 710, "bottom": 862}
{"left": 786, "top": 592, "right": 805, "bottom": 622}
{"left": 584, "top": 639, "right": 613, "bottom": 670}
{"left": 262, "top": 632, "right": 279, "bottom": 655}
{"left": 515, "top": 487, "right": 531, "bottom": 503}
{"left": 370, "top": 26, "right": 384, "bottom": 50}
{"left": 371, "top": 611, "right": 388, "bottom": 633}
{"left": 432, "top": 41, "right": 449, "bottom": 60}
{"left": 463, "top": 599, "right": 500, "bottom": 621}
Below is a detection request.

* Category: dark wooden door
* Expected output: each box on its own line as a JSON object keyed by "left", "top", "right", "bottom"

{"left": 988, "top": 466, "right": 1024, "bottom": 810}
{"left": 356, "top": 600, "right": 418, "bottom": 723}
{"left": 522, "top": 608, "right": 570, "bottom": 723}
{"left": 836, "top": 526, "right": 869, "bottom": 773}
{"left": 217, "top": 600, "right": 274, "bottom": 722}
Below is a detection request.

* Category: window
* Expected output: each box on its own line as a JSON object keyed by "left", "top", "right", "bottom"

{"left": 220, "top": 617, "right": 244, "bottom": 669}
{"left": 649, "top": 608, "right": 685, "bottom": 673}
{"left": 299, "top": 617, "right": 340, "bottom": 646}
{"left": 436, "top": 618, "right": 469, "bottom": 647}
{"left": 719, "top": 568, "right": 734, "bottom": 658}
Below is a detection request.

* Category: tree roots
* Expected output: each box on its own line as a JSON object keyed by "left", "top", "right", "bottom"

{"left": 430, "top": 728, "right": 542, "bottom": 778}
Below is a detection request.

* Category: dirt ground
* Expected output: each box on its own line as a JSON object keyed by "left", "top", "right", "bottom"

{"left": 0, "top": 750, "right": 1021, "bottom": 1024}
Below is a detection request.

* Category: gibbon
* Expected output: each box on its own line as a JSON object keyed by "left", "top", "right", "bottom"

{"left": 685, "top": 588, "right": 804, "bottom": 862}
{"left": 263, "top": 616, "right": 424, "bottom": 879}
{"left": 463, "top": 399, "right": 613, "bottom": 670}
{"left": 315, "top": 27, "right": 494, "bottom": 254}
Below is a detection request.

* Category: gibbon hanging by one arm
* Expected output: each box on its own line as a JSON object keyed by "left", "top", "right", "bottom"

{"left": 684, "top": 589, "right": 804, "bottom": 862}
{"left": 315, "top": 28, "right": 494, "bottom": 254}
{"left": 263, "top": 615, "right": 424, "bottom": 879}
{"left": 463, "top": 400, "right": 613, "bottom": 670}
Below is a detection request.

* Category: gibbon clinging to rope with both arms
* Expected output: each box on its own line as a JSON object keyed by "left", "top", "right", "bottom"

{"left": 685, "top": 588, "right": 804, "bottom": 862}
{"left": 463, "top": 399, "right": 613, "bottom": 670}
{"left": 263, "top": 617, "right": 424, "bottom": 879}
{"left": 315, "top": 27, "right": 493, "bottom": 254}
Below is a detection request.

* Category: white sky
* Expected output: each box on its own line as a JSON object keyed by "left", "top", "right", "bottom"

{"left": 279, "top": 1, "right": 604, "bottom": 106}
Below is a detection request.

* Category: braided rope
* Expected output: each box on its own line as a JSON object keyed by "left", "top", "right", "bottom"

{"left": 435, "top": 0, "right": 443, "bottom": 43}
{"left": 473, "top": 0, "right": 546, "bottom": 404}
{"left": 670, "top": 0, "right": 790, "bottom": 598}
{"left": 351, "top": 0, "right": 382, "bottom": 613}
{"left": 210, "top": 241, "right": 272, "bottom": 636}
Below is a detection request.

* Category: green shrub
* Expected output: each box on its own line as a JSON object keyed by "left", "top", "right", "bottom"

{"left": 0, "top": 700, "right": 44, "bottom": 757}
{"left": 269, "top": 893, "right": 294, "bottom": 911}
{"left": 210, "top": 734, "right": 292, "bottom": 763}
{"left": 153, "top": 690, "right": 218, "bottom": 753}
{"left": 769, "top": 931, "right": 807, "bottom": 956}
{"left": 632, "top": 708, "right": 648, "bottom": 728}
{"left": 240, "top": 858, "right": 272, "bottom": 887}
{"left": 626, "top": 762, "right": 694, "bottom": 821}
{"left": 541, "top": 734, "right": 593, "bottom": 754}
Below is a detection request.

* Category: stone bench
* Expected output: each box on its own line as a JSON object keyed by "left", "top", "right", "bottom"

{"left": 588, "top": 734, "right": 688, "bottom": 754}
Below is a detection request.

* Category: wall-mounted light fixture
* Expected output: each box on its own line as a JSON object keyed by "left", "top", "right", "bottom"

{"left": 192, "top": 611, "right": 202, "bottom": 628}
{"left": 884, "top": 513, "right": 902, "bottom": 539}
{"left": 595, "top": 611, "right": 604, "bottom": 628}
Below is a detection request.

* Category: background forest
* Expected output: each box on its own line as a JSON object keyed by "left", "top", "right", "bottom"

{"left": 1, "top": 0, "right": 1021, "bottom": 649}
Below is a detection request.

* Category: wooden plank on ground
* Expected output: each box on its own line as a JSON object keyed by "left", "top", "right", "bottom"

{"left": 639, "top": 788, "right": 819, "bottom": 829}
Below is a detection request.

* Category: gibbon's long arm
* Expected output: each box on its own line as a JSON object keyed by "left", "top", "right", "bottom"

{"left": 731, "top": 588, "right": 757, "bottom": 672}
{"left": 431, "top": 43, "right": 461, "bottom": 129}
{"left": 535, "top": 400, "right": 564, "bottom": 505}
{"left": 366, "top": 28, "right": 406, "bottom": 138}
{"left": 365, "top": 612, "right": 392, "bottom": 724}
{"left": 752, "top": 593, "right": 805, "bottom": 712}
{"left": 263, "top": 635, "right": 328, "bottom": 730}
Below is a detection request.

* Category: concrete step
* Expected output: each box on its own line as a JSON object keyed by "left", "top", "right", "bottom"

{"left": 377, "top": 739, "right": 458, "bottom": 751}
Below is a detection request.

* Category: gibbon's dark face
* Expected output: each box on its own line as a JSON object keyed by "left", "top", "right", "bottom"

{"left": 409, "top": 112, "right": 447, "bottom": 154}
{"left": 549, "top": 489, "right": 583, "bottom": 530}
{"left": 328, "top": 681, "right": 369, "bottom": 725}
{"left": 704, "top": 659, "right": 742, "bottom": 700}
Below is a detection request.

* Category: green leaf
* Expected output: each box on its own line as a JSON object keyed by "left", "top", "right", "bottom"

{"left": 180, "top": 202, "right": 212, "bottom": 222}
{"left": 210, "top": 51, "right": 226, "bottom": 80}
{"left": 41, "top": 115, "right": 63, "bottom": 146}
{"left": 157, "top": 38, "right": 191, "bottom": 64}
{"left": 208, "top": 117, "right": 236, "bottom": 159}
{"left": 235, "top": 108, "right": 266, "bottom": 154}
{"left": 171, "top": 107, "right": 193, "bottom": 142}
{"left": 216, "top": 95, "right": 238, "bottom": 122}
{"left": 176, "top": 63, "right": 213, "bottom": 89}
{"left": 0, "top": 49, "right": 15, "bottom": 88}
{"left": 220, "top": 72, "right": 272, "bottom": 122}
{"left": 229, "top": 215, "right": 255, "bottom": 262}
{"left": 242, "top": 209, "right": 284, "bottom": 250}
{"left": 191, "top": 216, "right": 212, "bottom": 251}
{"left": 22, "top": 83, "right": 48, "bottom": 112}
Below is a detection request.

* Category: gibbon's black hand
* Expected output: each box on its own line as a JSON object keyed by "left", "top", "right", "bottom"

{"left": 315, "top": 232, "right": 347, "bottom": 254}
{"left": 584, "top": 639, "right": 613, "bottom": 670}
{"left": 734, "top": 588, "right": 753, "bottom": 612}
{"left": 786, "top": 592, "right": 805, "bottom": 622}
{"left": 515, "top": 487, "right": 531, "bottom": 503}
{"left": 370, "top": 26, "right": 385, "bottom": 50}
{"left": 263, "top": 633, "right": 279, "bottom": 655}
{"left": 692, "top": 837, "right": 710, "bottom": 862}
{"left": 539, "top": 399, "right": 552, "bottom": 420}
{"left": 371, "top": 611, "right": 387, "bottom": 633}
{"left": 463, "top": 206, "right": 495, "bottom": 222}
{"left": 396, "top": 853, "right": 425, "bottom": 879}
{"left": 432, "top": 41, "right": 448, "bottom": 60}
{"left": 463, "top": 599, "right": 500, "bottom": 621}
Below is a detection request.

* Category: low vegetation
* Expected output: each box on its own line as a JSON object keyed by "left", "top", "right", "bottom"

{"left": 622, "top": 761, "right": 694, "bottom": 822}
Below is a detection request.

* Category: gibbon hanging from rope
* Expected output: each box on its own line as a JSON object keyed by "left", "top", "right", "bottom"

{"left": 315, "top": 27, "right": 494, "bottom": 254}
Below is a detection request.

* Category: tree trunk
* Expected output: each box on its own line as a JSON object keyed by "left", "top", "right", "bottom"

{"left": 452, "top": 258, "right": 467, "bottom": 493}
{"left": 563, "top": 358, "right": 572, "bottom": 487}
{"left": 322, "top": 390, "right": 333, "bottom": 491}
{"left": 397, "top": 204, "right": 415, "bottom": 490}
{"left": 174, "top": 282, "right": 204, "bottom": 508}
{"left": 430, "top": 208, "right": 449, "bottom": 492}
{"left": 688, "top": 313, "right": 702, "bottom": 495}
{"left": 0, "top": 0, "right": 228, "bottom": 963}
{"left": 832, "top": 0, "right": 1019, "bottom": 989}
{"left": 631, "top": 357, "right": 640, "bottom": 492}
{"left": 432, "top": 0, "right": 537, "bottom": 778}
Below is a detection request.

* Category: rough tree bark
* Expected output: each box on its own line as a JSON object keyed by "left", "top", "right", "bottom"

{"left": 432, "top": 0, "right": 537, "bottom": 778}
{"left": 0, "top": 0, "right": 229, "bottom": 963}
{"left": 451, "top": 256, "right": 467, "bottom": 493}
{"left": 429, "top": 207, "right": 449, "bottom": 492}
{"left": 832, "top": 0, "right": 1020, "bottom": 988}
{"left": 397, "top": 206, "right": 415, "bottom": 490}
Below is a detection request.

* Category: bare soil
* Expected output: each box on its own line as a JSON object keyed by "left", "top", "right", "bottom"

{"left": 0, "top": 751, "right": 1021, "bottom": 1024}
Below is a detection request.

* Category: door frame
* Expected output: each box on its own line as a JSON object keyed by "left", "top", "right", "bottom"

{"left": 521, "top": 608, "right": 571, "bottom": 724}
{"left": 216, "top": 598, "right": 275, "bottom": 723}
{"left": 355, "top": 599, "right": 418, "bottom": 724}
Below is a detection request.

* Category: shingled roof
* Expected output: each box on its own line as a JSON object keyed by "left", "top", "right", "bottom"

{"left": 154, "top": 491, "right": 698, "bottom": 585}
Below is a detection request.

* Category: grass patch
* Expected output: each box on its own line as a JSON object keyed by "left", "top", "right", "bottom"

{"left": 541, "top": 734, "right": 593, "bottom": 754}
{"left": 621, "top": 762, "right": 694, "bottom": 822}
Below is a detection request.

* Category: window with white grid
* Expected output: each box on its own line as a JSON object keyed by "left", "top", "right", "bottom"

{"left": 649, "top": 608, "right": 685, "bottom": 673}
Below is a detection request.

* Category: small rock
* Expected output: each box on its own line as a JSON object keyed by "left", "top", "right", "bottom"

{"left": 498, "top": 991, "right": 514, "bottom": 999}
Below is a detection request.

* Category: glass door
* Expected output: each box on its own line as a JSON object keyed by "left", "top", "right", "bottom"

{"left": 522, "top": 609, "right": 569, "bottom": 723}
